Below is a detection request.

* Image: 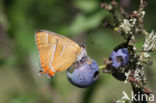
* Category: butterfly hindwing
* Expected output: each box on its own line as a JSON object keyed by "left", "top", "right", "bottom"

{"left": 35, "top": 30, "right": 82, "bottom": 77}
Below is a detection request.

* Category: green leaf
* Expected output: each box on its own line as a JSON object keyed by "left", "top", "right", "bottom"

{"left": 74, "top": 0, "right": 99, "bottom": 13}
{"left": 69, "top": 10, "right": 109, "bottom": 35}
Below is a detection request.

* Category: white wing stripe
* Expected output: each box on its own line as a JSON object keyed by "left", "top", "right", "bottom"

{"left": 60, "top": 45, "right": 66, "bottom": 57}
{"left": 50, "top": 44, "right": 56, "bottom": 72}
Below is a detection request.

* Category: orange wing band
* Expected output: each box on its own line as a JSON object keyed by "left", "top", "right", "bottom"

{"left": 40, "top": 65, "right": 56, "bottom": 78}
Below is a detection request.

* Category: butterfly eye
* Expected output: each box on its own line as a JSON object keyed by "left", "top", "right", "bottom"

{"left": 79, "top": 44, "right": 85, "bottom": 48}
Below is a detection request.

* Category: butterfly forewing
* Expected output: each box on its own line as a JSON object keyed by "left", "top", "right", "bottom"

{"left": 35, "top": 30, "right": 82, "bottom": 77}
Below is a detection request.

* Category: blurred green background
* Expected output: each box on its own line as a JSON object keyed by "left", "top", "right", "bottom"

{"left": 0, "top": 0, "right": 156, "bottom": 103}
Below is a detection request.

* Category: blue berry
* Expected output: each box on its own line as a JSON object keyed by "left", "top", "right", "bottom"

{"left": 66, "top": 56, "right": 99, "bottom": 88}
{"left": 110, "top": 48, "right": 129, "bottom": 68}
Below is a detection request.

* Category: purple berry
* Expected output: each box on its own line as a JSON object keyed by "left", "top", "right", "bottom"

{"left": 110, "top": 48, "right": 129, "bottom": 68}
{"left": 66, "top": 56, "right": 99, "bottom": 88}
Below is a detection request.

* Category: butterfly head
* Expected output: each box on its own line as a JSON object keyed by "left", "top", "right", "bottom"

{"left": 77, "top": 47, "right": 87, "bottom": 61}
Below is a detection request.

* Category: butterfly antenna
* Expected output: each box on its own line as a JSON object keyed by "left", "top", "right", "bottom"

{"left": 79, "top": 30, "right": 97, "bottom": 48}
{"left": 79, "top": 40, "right": 95, "bottom": 48}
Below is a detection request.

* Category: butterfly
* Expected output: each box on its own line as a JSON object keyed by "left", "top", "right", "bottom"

{"left": 35, "top": 30, "right": 87, "bottom": 78}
